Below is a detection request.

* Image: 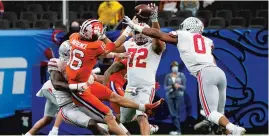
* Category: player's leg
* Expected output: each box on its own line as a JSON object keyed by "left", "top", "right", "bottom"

{"left": 109, "top": 81, "right": 125, "bottom": 114}
{"left": 135, "top": 86, "right": 155, "bottom": 135}
{"left": 60, "top": 103, "right": 109, "bottom": 135}
{"left": 26, "top": 90, "right": 58, "bottom": 135}
{"left": 120, "top": 91, "right": 137, "bottom": 123}
{"left": 90, "top": 81, "right": 163, "bottom": 113}
{"left": 71, "top": 88, "right": 126, "bottom": 135}
{"left": 216, "top": 68, "right": 246, "bottom": 135}
{"left": 198, "top": 67, "right": 246, "bottom": 135}
{"left": 48, "top": 112, "right": 63, "bottom": 136}
{"left": 107, "top": 82, "right": 131, "bottom": 134}
{"left": 26, "top": 101, "right": 56, "bottom": 135}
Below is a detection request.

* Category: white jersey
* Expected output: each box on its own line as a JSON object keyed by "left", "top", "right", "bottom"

{"left": 47, "top": 58, "right": 73, "bottom": 107}
{"left": 176, "top": 30, "right": 216, "bottom": 76}
{"left": 36, "top": 80, "right": 54, "bottom": 97}
{"left": 124, "top": 40, "right": 163, "bottom": 87}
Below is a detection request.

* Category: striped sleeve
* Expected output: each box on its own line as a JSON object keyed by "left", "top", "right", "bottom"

{"left": 47, "top": 58, "right": 60, "bottom": 73}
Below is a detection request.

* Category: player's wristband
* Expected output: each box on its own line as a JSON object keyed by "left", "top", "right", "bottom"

{"left": 122, "top": 26, "right": 133, "bottom": 37}
{"left": 138, "top": 104, "right": 145, "bottom": 112}
{"left": 151, "top": 18, "right": 158, "bottom": 22}
{"left": 69, "top": 83, "right": 87, "bottom": 91}
{"left": 92, "top": 67, "right": 101, "bottom": 74}
{"left": 106, "top": 42, "right": 116, "bottom": 52}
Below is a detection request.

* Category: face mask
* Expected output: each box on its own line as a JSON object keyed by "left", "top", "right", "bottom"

{"left": 172, "top": 66, "right": 178, "bottom": 73}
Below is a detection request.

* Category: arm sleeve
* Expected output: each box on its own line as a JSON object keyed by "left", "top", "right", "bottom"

{"left": 96, "top": 42, "right": 106, "bottom": 55}
{"left": 178, "top": 73, "right": 186, "bottom": 90}
{"left": 47, "top": 58, "right": 61, "bottom": 73}
{"left": 164, "top": 74, "right": 173, "bottom": 91}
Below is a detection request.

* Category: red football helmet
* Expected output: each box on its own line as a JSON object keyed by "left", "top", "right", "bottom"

{"left": 79, "top": 19, "right": 106, "bottom": 41}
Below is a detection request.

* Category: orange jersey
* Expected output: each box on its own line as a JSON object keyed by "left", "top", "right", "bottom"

{"left": 108, "top": 59, "right": 128, "bottom": 87}
{"left": 66, "top": 33, "right": 105, "bottom": 84}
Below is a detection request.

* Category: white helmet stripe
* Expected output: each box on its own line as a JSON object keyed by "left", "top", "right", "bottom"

{"left": 81, "top": 19, "right": 99, "bottom": 33}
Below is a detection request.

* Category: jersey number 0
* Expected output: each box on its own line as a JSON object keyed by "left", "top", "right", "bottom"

{"left": 193, "top": 34, "right": 206, "bottom": 54}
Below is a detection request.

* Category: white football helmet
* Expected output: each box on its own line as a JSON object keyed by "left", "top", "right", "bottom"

{"left": 180, "top": 17, "right": 204, "bottom": 34}
{"left": 79, "top": 19, "right": 105, "bottom": 41}
{"left": 133, "top": 23, "right": 151, "bottom": 45}
{"left": 59, "top": 40, "right": 71, "bottom": 62}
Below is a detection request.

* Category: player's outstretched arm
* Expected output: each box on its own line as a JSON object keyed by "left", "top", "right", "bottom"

{"left": 50, "top": 70, "right": 71, "bottom": 91}
{"left": 149, "top": 3, "right": 166, "bottom": 54}
{"left": 103, "top": 61, "right": 125, "bottom": 85}
{"left": 123, "top": 16, "right": 178, "bottom": 44}
{"left": 50, "top": 70, "right": 87, "bottom": 92}
{"left": 114, "top": 16, "right": 138, "bottom": 48}
{"left": 100, "top": 36, "right": 112, "bottom": 44}
{"left": 105, "top": 52, "right": 130, "bottom": 59}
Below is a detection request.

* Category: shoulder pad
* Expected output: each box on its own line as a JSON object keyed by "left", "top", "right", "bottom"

{"left": 48, "top": 58, "right": 61, "bottom": 73}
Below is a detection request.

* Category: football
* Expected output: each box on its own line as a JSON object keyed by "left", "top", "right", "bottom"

{"left": 134, "top": 4, "right": 153, "bottom": 22}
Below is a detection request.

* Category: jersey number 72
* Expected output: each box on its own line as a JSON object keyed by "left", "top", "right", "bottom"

{"left": 128, "top": 48, "right": 148, "bottom": 68}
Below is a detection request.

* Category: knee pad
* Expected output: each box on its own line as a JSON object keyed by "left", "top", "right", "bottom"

{"left": 207, "top": 111, "right": 223, "bottom": 125}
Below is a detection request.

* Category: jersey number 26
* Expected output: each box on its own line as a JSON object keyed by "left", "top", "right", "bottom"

{"left": 128, "top": 48, "right": 148, "bottom": 68}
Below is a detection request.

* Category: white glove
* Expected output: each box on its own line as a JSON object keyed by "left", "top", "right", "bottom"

{"left": 123, "top": 16, "right": 144, "bottom": 33}
{"left": 69, "top": 83, "right": 87, "bottom": 92}
{"left": 99, "top": 34, "right": 107, "bottom": 40}
{"left": 148, "top": 3, "right": 158, "bottom": 22}
{"left": 92, "top": 67, "right": 101, "bottom": 74}
{"left": 99, "top": 26, "right": 107, "bottom": 40}
{"left": 122, "top": 16, "right": 139, "bottom": 37}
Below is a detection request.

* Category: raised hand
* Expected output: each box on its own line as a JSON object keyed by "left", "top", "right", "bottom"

{"left": 148, "top": 3, "right": 158, "bottom": 22}
{"left": 123, "top": 16, "right": 145, "bottom": 33}
{"left": 123, "top": 16, "right": 136, "bottom": 29}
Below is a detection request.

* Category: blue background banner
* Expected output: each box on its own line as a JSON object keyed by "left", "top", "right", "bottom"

{"left": 0, "top": 28, "right": 267, "bottom": 134}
